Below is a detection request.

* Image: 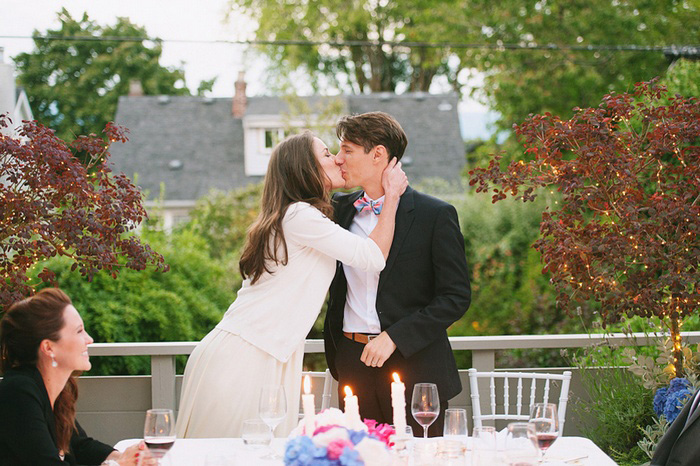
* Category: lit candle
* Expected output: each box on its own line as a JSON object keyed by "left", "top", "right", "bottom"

{"left": 391, "top": 373, "right": 407, "bottom": 436}
{"left": 302, "top": 375, "right": 315, "bottom": 435}
{"left": 344, "top": 386, "right": 361, "bottom": 429}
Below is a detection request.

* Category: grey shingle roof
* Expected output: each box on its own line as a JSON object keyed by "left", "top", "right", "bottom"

{"left": 110, "top": 93, "right": 464, "bottom": 201}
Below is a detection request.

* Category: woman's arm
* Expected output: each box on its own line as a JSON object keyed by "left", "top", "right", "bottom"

{"left": 367, "top": 158, "right": 407, "bottom": 259}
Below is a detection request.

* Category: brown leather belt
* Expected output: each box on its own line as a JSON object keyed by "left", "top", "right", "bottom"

{"left": 343, "top": 332, "right": 380, "bottom": 344}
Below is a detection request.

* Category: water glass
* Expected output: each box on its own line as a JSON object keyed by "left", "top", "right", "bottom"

{"left": 241, "top": 419, "right": 272, "bottom": 447}
{"left": 444, "top": 408, "right": 468, "bottom": 440}
{"left": 471, "top": 426, "right": 497, "bottom": 465}
{"left": 505, "top": 422, "right": 539, "bottom": 466}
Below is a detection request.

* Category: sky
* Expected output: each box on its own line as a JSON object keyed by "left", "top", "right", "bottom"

{"left": 1, "top": 0, "right": 493, "bottom": 137}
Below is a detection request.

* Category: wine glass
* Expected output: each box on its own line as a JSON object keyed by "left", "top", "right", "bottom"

{"left": 505, "top": 422, "right": 539, "bottom": 466}
{"left": 529, "top": 403, "right": 560, "bottom": 459}
{"left": 258, "top": 385, "right": 287, "bottom": 459}
{"left": 143, "top": 409, "right": 176, "bottom": 464}
{"left": 411, "top": 383, "right": 440, "bottom": 438}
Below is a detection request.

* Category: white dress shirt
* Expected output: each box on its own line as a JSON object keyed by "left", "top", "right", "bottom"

{"left": 342, "top": 194, "right": 385, "bottom": 334}
{"left": 216, "top": 202, "right": 385, "bottom": 362}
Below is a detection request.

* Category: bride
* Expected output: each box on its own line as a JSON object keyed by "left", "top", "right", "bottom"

{"left": 176, "top": 131, "right": 406, "bottom": 437}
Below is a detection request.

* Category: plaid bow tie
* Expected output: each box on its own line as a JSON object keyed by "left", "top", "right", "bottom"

{"left": 353, "top": 195, "right": 383, "bottom": 215}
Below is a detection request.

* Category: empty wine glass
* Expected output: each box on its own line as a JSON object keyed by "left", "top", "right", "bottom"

{"left": 529, "top": 403, "right": 560, "bottom": 459}
{"left": 143, "top": 409, "right": 176, "bottom": 465}
{"left": 411, "top": 383, "right": 440, "bottom": 439}
{"left": 505, "top": 422, "right": 539, "bottom": 466}
{"left": 258, "top": 385, "right": 287, "bottom": 459}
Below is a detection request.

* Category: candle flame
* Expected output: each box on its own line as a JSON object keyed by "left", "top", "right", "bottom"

{"left": 392, "top": 372, "right": 401, "bottom": 383}
{"left": 344, "top": 386, "right": 353, "bottom": 397}
{"left": 304, "top": 375, "right": 311, "bottom": 394}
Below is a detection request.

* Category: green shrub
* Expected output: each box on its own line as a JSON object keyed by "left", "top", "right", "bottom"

{"left": 36, "top": 228, "right": 237, "bottom": 375}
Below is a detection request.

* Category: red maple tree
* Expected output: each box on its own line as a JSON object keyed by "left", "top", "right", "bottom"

{"left": 1, "top": 116, "right": 168, "bottom": 310}
{"left": 470, "top": 80, "right": 700, "bottom": 376}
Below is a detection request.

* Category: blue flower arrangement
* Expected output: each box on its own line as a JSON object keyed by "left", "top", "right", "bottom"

{"left": 653, "top": 377, "right": 694, "bottom": 424}
{"left": 283, "top": 408, "right": 394, "bottom": 466}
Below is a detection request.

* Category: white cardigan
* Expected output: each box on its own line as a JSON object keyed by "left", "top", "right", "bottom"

{"left": 216, "top": 202, "right": 385, "bottom": 362}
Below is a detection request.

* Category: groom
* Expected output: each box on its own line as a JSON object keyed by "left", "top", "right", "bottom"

{"left": 323, "top": 111, "right": 471, "bottom": 436}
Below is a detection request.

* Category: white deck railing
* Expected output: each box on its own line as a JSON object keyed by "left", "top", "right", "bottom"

{"left": 87, "top": 331, "right": 700, "bottom": 413}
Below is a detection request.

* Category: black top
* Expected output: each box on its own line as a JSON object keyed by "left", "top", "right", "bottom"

{"left": 0, "top": 366, "right": 115, "bottom": 465}
{"left": 324, "top": 187, "right": 472, "bottom": 400}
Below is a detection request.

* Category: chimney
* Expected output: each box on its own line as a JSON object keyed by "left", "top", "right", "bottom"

{"left": 129, "top": 79, "right": 144, "bottom": 96}
{"left": 232, "top": 71, "right": 247, "bottom": 118}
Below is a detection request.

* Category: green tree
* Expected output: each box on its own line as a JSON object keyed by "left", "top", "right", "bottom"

{"left": 228, "top": 0, "right": 474, "bottom": 93}
{"left": 463, "top": 0, "right": 698, "bottom": 131}
{"left": 14, "top": 9, "right": 189, "bottom": 143}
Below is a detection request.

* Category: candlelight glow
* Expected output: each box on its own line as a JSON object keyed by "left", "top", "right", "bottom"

{"left": 344, "top": 386, "right": 353, "bottom": 397}
{"left": 392, "top": 372, "right": 401, "bottom": 383}
{"left": 304, "top": 375, "right": 312, "bottom": 394}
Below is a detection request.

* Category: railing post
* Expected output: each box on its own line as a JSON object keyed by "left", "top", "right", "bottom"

{"left": 472, "top": 349, "right": 495, "bottom": 372}
{"left": 471, "top": 349, "right": 495, "bottom": 427}
{"left": 151, "top": 355, "right": 177, "bottom": 411}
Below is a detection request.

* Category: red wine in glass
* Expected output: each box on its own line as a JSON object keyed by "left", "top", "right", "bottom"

{"left": 144, "top": 408, "right": 176, "bottom": 464}
{"left": 144, "top": 439, "right": 175, "bottom": 458}
{"left": 535, "top": 433, "right": 558, "bottom": 451}
{"left": 411, "top": 383, "right": 440, "bottom": 438}
{"left": 413, "top": 411, "right": 438, "bottom": 426}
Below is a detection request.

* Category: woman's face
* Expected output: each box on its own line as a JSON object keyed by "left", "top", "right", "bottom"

{"left": 52, "top": 305, "right": 94, "bottom": 372}
{"left": 313, "top": 137, "right": 344, "bottom": 191}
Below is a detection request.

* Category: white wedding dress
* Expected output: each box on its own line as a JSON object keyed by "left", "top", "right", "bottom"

{"left": 176, "top": 202, "right": 385, "bottom": 438}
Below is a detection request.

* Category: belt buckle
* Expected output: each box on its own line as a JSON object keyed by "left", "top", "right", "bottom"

{"left": 366, "top": 334, "right": 378, "bottom": 343}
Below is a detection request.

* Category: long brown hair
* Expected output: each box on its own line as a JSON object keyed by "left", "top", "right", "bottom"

{"left": 0, "top": 288, "right": 79, "bottom": 453}
{"left": 239, "top": 131, "right": 333, "bottom": 283}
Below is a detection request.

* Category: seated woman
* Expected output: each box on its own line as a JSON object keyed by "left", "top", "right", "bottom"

{"left": 0, "top": 288, "right": 151, "bottom": 465}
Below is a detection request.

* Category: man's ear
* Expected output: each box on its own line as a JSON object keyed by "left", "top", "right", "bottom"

{"left": 372, "top": 145, "right": 389, "bottom": 164}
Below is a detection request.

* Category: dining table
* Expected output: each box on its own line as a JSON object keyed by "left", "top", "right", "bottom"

{"left": 115, "top": 435, "right": 617, "bottom": 465}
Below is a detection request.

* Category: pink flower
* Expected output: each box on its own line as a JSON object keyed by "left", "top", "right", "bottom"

{"left": 327, "top": 439, "right": 353, "bottom": 460}
{"left": 364, "top": 420, "right": 395, "bottom": 447}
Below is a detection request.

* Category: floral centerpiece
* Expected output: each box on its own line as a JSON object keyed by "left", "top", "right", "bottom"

{"left": 284, "top": 408, "right": 395, "bottom": 466}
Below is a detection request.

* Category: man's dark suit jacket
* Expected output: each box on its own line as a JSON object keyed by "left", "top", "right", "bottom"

{"left": 0, "top": 365, "right": 114, "bottom": 465}
{"left": 323, "top": 186, "right": 471, "bottom": 401}
{"left": 652, "top": 391, "right": 700, "bottom": 466}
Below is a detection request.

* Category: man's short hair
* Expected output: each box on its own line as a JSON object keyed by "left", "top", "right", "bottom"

{"left": 336, "top": 111, "right": 408, "bottom": 161}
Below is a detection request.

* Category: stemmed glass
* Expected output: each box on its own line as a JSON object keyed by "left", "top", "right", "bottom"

{"left": 529, "top": 403, "right": 560, "bottom": 460}
{"left": 258, "top": 385, "right": 287, "bottom": 459}
{"left": 143, "top": 408, "right": 176, "bottom": 465}
{"left": 411, "top": 383, "right": 440, "bottom": 438}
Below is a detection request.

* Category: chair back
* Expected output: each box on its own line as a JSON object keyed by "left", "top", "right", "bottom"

{"left": 467, "top": 368, "right": 572, "bottom": 433}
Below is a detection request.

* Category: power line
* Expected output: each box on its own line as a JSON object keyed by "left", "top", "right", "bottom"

{"left": 1, "top": 34, "right": 698, "bottom": 54}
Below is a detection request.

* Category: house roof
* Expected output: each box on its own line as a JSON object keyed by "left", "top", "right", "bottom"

{"left": 110, "top": 93, "right": 464, "bottom": 201}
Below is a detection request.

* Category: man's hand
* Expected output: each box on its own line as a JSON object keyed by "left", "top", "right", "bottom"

{"left": 360, "top": 331, "right": 397, "bottom": 368}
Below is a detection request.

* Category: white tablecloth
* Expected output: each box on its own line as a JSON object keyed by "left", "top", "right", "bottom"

{"left": 115, "top": 436, "right": 617, "bottom": 465}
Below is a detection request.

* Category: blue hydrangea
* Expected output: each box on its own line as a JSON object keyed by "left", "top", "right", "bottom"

{"left": 348, "top": 430, "right": 369, "bottom": 445}
{"left": 654, "top": 386, "right": 669, "bottom": 417}
{"left": 654, "top": 378, "right": 695, "bottom": 424}
{"left": 338, "top": 448, "right": 363, "bottom": 466}
{"left": 285, "top": 436, "right": 317, "bottom": 465}
{"left": 664, "top": 388, "right": 693, "bottom": 424}
{"left": 668, "top": 377, "right": 691, "bottom": 393}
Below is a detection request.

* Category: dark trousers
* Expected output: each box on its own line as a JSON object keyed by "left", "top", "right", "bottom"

{"left": 335, "top": 335, "right": 446, "bottom": 437}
